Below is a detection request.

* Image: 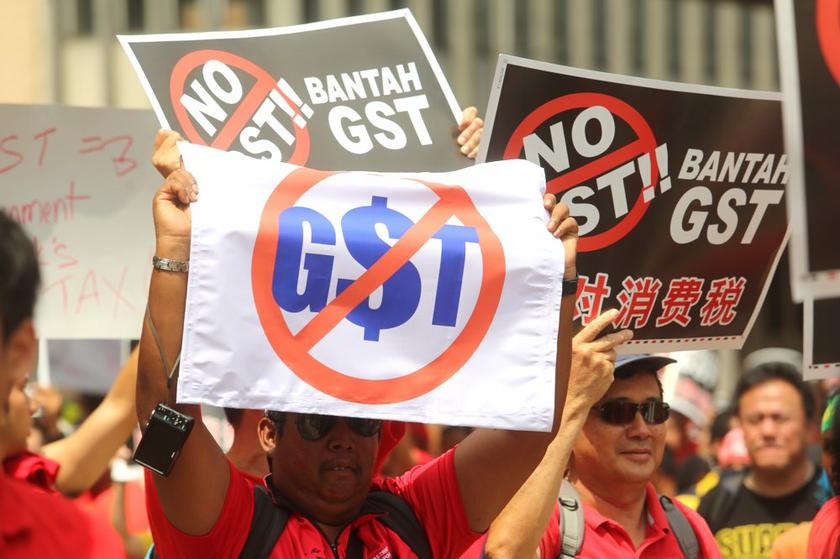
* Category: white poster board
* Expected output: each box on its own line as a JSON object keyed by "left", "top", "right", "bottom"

{"left": 0, "top": 104, "right": 159, "bottom": 339}
{"left": 177, "top": 143, "right": 565, "bottom": 430}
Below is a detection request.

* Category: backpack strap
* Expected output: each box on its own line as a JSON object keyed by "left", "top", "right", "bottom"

{"left": 346, "top": 529, "right": 365, "bottom": 559}
{"left": 239, "top": 484, "right": 289, "bottom": 559}
{"left": 360, "top": 491, "right": 433, "bottom": 559}
{"left": 557, "top": 479, "right": 585, "bottom": 559}
{"left": 659, "top": 495, "right": 699, "bottom": 559}
{"left": 146, "top": 485, "right": 287, "bottom": 559}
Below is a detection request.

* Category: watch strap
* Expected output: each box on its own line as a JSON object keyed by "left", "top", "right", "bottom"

{"left": 562, "top": 275, "right": 579, "bottom": 298}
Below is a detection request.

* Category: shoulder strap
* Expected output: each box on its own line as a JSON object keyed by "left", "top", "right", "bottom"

{"left": 659, "top": 495, "right": 699, "bottom": 559}
{"left": 239, "top": 484, "right": 289, "bottom": 559}
{"left": 360, "top": 491, "right": 433, "bottom": 559}
{"left": 557, "top": 479, "right": 585, "bottom": 559}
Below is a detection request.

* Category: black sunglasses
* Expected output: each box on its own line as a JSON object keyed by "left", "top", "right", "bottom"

{"left": 295, "top": 414, "right": 383, "bottom": 442}
{"left": 593, "top": 400, "right": 670, "bottom": 426}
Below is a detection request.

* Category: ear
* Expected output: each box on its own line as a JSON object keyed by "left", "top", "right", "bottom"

{"left": 258, "top": 416, "right": 278, "bottom": 453}
{"left": 0, "top": 319, "right": 36, "bottom": 386}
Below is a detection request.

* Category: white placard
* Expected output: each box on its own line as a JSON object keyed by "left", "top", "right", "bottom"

{"left": 177, "top": 143, "right": 565, "bottom": 431}
{"left": 0, "top": 104, "right": 160, "bottom": 338}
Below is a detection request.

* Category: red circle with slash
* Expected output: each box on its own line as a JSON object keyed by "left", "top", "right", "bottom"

{"left": 170, "top": 49, "right": 310, "bottom": 164}
{"left": 251, "top": 168, "right": 506, "bottom": 404}
{"left": 817, "top": 0, "right": 840, "bottom": 86}
{"left": 503, "top": 93, "right": 658, "bottom": 252}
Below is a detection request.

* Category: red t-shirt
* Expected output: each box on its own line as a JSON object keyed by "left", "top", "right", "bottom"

{"left": 76, "top": 479, "right": 151, "bottom": 535}
{"left": 807, "top": 495, "right": 840, "bottom": 559}
{"left": 147, "top": 448, "right": 479, "bottom": 558}
{"left": 538, "top": 484, "right": 721, "bottom": 558}
{"left": 0, "top": 471, "right": 124, "bottom": 558}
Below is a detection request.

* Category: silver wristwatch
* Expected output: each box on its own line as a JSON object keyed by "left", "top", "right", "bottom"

{"left": 152, "top": 256, "right": 189, "bottom": 273}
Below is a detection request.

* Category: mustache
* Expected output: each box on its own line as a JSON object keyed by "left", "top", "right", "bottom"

{"left": 320, "top": 458, "right": 362, "bottom": 474}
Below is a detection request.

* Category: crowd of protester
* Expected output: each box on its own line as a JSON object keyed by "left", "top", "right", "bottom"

{"left": 1, "top": 110, "right": 839, "bottom": 559}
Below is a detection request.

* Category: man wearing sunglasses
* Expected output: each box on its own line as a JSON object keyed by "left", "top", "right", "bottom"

{"left": 483, "top": 351, "right": 720, "bottom": 558}
{"left": 138, "top": 132, "right": 580, "bottom": 559}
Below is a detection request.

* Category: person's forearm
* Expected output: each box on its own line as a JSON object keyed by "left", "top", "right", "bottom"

{"left": 550, "top": 290, "right": 575, "bottom": 434}
{"left": 44, "top": 405, "right": 136, "bottom": 495}
{"left": 43, "top": 349, "right": 139, "bottom": 495}
{"left": 137, "top": 239, "right": 199, "bottom": 425}
{"left": 483, "top": 402, "right": 588, "bottom": 559}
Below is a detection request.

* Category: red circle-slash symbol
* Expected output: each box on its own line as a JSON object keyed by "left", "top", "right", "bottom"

{"left": 503, "top": 93, "right": 658, "bottom": 253}
{"left": 169, "top": 50, "right": 310, "bottom": 165}
{"left": 817, "top": 0, "right": 840, "bottom": 87}
{"left": 251, "top": 168, "right": 506, "bottom": 404}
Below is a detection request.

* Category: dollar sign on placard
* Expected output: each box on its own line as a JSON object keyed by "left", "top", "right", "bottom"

{"left": 337, "top": 196, "right": 421, "bottom": 341}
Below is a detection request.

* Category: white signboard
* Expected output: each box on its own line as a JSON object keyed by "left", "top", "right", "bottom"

{"left": 178, "top": 143, "right": 565, "bottom": 430}
{"left": 0, "top": 104, "right": 159, "bottom": 339}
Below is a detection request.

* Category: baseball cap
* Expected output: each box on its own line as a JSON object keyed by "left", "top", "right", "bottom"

{"left": 615, "top": 354, "right": 676, "bottom": 374}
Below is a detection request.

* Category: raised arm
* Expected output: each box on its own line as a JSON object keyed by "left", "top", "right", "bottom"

{"left": 41, "top": 347, "right": 139, "bottom": 496}
{"left": 453, "top": 196, "right": 578, "bottom": 532}
{"left": 483, "top": 311, "right": 631, "bottom": 559}
{"left": 136, "top": 132, "right": 230, "bottom": 535}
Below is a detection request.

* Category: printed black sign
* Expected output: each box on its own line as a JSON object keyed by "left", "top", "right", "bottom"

{"left": 119, "top": 10, "right": 467, "bottom": 172}
{"left": 479, "top": 56, "right": 788, "bottom": 350}
{"left": 777, "top": 0, "right": 840, "bottom": 299}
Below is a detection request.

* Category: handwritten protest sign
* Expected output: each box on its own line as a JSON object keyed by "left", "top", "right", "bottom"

{"left": 177, "top": 143, "right": 564, "bottom": 430}
{"left": 775, "top": 0, "right": 840, "bottom": 300}
{"left": 804, "top": 297, "right": 840, "bottom": 379}
{"left": 118, "top": 10, "right": 467, "bottom": 173}
{"left": 0, "top": 104, "right": 159, "bottom": 339}
{"left": 478, "top": 55, "right": 787, "bottom": 352}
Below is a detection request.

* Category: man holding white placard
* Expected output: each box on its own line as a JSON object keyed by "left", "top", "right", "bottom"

{"left": 134, "top": 130, "right": 603, "bottom": 558}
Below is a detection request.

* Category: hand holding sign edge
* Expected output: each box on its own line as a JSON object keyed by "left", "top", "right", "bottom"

{"left": 153, "top": 166, "right": 197, "bottom": 262}
{"left": 152, "top": 129, "right": 185, "bottom": 179}
{"left": 544, "top": 194, "right": 578, "bottom": 280}
{"left": 569, "top": 309, "right": 633, "bottom": 411}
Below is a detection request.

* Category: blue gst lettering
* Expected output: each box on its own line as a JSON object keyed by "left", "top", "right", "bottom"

{"left": 273, "top": 196, "right": 479, "bottom": 341}
{"left": 273, "top": 206, "right": 336, "bottom": 312}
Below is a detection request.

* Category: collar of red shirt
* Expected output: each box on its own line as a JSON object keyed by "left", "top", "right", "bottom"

{"left": 3, "top": 451, "right": 60, "bottom": 493}
{"left": 583, "top": 483, "right": 671, "bottom": 541}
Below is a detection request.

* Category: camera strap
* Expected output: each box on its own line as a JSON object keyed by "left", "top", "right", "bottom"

{"left": 145, "top": 304, "right": 181, "bottom": 389}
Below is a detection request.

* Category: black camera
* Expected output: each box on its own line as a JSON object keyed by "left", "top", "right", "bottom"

{"left": 133, "top": 403, "right": 194, "bottom": 477}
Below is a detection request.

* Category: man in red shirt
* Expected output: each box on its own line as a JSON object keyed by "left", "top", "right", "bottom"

{"left": 138, "top": 131, "right": 580, "bottom": 558}
{"left": 482, "top": 352, "right": 720, "bottom": 558}
{"left": 0, "top": 211, "right": 123, "bottom": 558}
